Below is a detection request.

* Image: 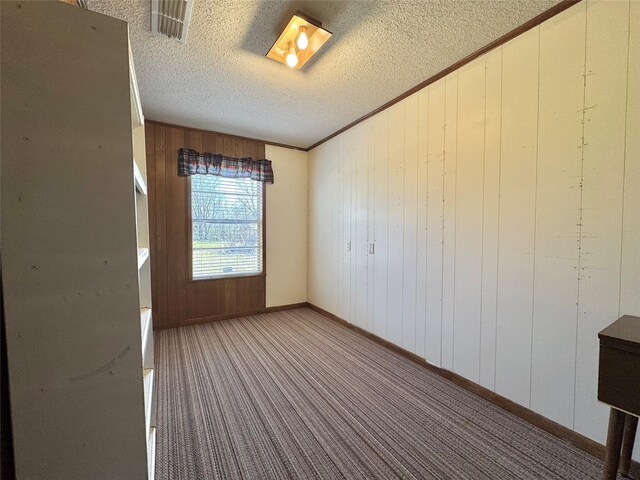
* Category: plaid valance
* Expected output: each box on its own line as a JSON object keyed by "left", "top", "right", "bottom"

{"left": 178, "top": 148, "right": 274, "bottom": 184}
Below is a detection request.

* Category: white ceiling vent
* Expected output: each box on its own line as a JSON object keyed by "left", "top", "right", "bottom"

{"left": 151, "top": 0, "right": 194, "bottom": 43}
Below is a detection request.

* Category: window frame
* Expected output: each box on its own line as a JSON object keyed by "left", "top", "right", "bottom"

{"left": 187, "top": 175, "right": 266, "bottom": 282}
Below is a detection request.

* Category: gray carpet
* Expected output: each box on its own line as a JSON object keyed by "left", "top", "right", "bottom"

{"left": 155, "top": 308, "right": 616, "bottom": 479}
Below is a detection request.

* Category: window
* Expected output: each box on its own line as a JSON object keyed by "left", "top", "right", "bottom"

{"left": 190, "top": 175, "right": 263, "bottom": 279}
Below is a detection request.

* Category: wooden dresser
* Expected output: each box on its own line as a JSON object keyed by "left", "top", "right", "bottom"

{"left": 599, "top": 315, "right": 640, "bottom": 479}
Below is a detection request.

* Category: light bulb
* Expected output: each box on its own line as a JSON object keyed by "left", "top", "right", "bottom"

{"left": 285, "top": 44, "right": 298, "bottom": 67}
{"left": 296, "top": 26, "right": 309, "bottom": 50}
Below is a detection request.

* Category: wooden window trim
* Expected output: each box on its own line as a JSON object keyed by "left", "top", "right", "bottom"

{"left": 186, "top": 176, "right": 266, "bottom": 282}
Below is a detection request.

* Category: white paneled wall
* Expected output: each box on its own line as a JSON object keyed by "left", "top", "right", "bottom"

{"left": 307, "top": 0, "right": 639, "bottom": 452}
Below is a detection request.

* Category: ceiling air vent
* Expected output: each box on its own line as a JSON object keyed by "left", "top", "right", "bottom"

{"left": 150, "top": 0, "right": 194, "bottom": 43}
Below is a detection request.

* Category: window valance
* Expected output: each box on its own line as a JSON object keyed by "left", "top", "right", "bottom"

{"left": 178, "top": 148, "right": 274, "bottom": 184}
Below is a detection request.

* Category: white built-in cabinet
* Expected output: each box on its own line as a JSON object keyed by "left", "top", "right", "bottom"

{"left": 1, "top": 2, "right": 155, "bottom": 478}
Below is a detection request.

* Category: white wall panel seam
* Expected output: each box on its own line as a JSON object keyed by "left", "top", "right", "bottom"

{"left": 425, "top": 89, "right": 430, "bottom": 360}
{"left": 493, "top": 46, "right": 504, "bottom": 391}
{"left": 422, "top": 89, "right": 431, "bottom": 359}
{"left": 529, "top": 26, "right": 542, "bottom": 409}
{"left": 617, "top": 0, "right": 632, "bottom": 318}
{"left": 572, "top": 1, "right": 589, "bottom": 430}
{"left": 440, "top": 80, "right": 447, "bottom": 367}
{"left": 479, "top": 55, "right": 488, "bottom": 381}
{"left": 414, "top": 101, "right": 420, "bottom": 353}
{"left": 402, "top": 102, "right": 407, "bottom": 343}
{"left": 453, "top": 73, "right": 460, "bottom": 373}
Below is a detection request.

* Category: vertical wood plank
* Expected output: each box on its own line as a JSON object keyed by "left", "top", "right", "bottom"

{"left": 320, "top": 143, "right": 331, "bottom": 312}
{"left": 366, "top": 118, "right": 376, "bottom": 332}
{"left": 479, "top": 48, "right": 502, "bottom": 389}
{"left": 415, "top": 89, "right": 429, "bottom": 358}
{"left": 235, "top": 137, "right": 245, "bottom": 157}
{"left": 425, "top": 81, "right": 446, "bottom": 366}
{"left": 215, "top": 135, "right": 225, "bottom": 156}
{"left": 453, "top": 58, "right": 486, "bottom": 382}
{"left": 236, "top": 274, "right": 246, "bottom": 312}
{"left": 224, "top": 277, "right": 236, "bottom": 313}
{"left": 402, "top": 93, "right": 419, "bottom": 353}
{"left": 575, "top": 0, "right": 629, "bottom": 443}
{"left": 355, "top": 124, "right": 368, "bottom": 328}
{"left": 530, "top": 3, "right": 585, "bottom": 428}
{"left": 245, "top": 140, "right": 258, "bottom": 161}
{"left": 495, "top": 28, "right": 539, "bottom": 406}
{"left": 331, "top": 139, "right": 342, "bottom": 316}
{"left": 164, "top": 126, "right": 187, "bottom": 325}
{"left": 311, "top": 145, "right": 321, "bottom": 308}
{"left": 317, "top": 144, "right": 326, "bottom": 310}
{"left": 441, "top": 71, "right": 458, "bottom": 371}
{"left": 373, "top": 111, "right": 390, "bottom": 339}
{"left": 184, "top": 129, "right": 203, "bottom": 320}
{"left": 201, "top": 133, "right": 217, "bottom": 155}
{"left": 313, "top": 143, "right": 325, "bottom": 309}
{"left": 307, "top": 149, "right": 318, "bottom": 304}
{"left": 153, "top": 124, "right": 168, "bottom": 327}
{"left": 341, "top": 134, "right": 352, "bottom": 322}
{"left": 387, "top": 102, "right": 405, "bottom": 345}
{"left": 332, "top": 138, "right": 341, "bottom": 317}
{"left": 222, "top": 136, "right": 235, "bottom": 157}
{"left": 184, "top": 132, "right": 202, "bottom": 201}
{"left": 350, "top": 128, "right": 358, "bottom": 325}
{"left": 252, "top": 277, "right": 264, "bottom": 311}
{"left": 238, "top": 278, "right": 248, "bottom": 312}
{"left": 321, "top": 143, "right": 332, "bottom": 309}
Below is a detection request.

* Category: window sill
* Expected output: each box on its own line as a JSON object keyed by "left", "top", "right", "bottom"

{"left": 188, "top": 273, "right": 265, "bottom": 283}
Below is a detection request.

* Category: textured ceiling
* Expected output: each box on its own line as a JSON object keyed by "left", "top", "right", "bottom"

{"left": 88, "top": 0, "right": 560, "bottom": 149}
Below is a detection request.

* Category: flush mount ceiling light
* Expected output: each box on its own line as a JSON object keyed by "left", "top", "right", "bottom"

{"left": 266, "top": 13, "right": 332, "bottom": 70}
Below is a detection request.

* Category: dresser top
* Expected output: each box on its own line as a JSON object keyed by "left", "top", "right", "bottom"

{"left": 599, "top": 315, "right": 640, "bottom": 350}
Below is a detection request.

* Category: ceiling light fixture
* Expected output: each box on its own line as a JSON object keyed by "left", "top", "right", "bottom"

{"left": 266, "top": 12, "right": 332, "bottom": 70}
{"left": 296, "top": 26, "right": 309, "bottom": 50}
{"left": 285, "top": 43, "right": 299, "bottom": 68}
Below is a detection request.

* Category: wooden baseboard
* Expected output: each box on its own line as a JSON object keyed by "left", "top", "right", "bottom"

{"left": 306, "top": 302, "right": 640, "bottom": 478}
{"left": 154, "top": 302, "right": 308, "bottom": 330}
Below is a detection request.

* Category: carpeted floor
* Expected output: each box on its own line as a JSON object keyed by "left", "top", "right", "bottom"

{"left": 155, "top": 308, "right": 617, "bottom": 479}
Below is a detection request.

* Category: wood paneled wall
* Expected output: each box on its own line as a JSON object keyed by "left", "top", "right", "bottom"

{"left": 308, "top": 0, "right": 639, "bottom": 456}
{"left": 145, "top": 121, "right": 266, "bottom": 330}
